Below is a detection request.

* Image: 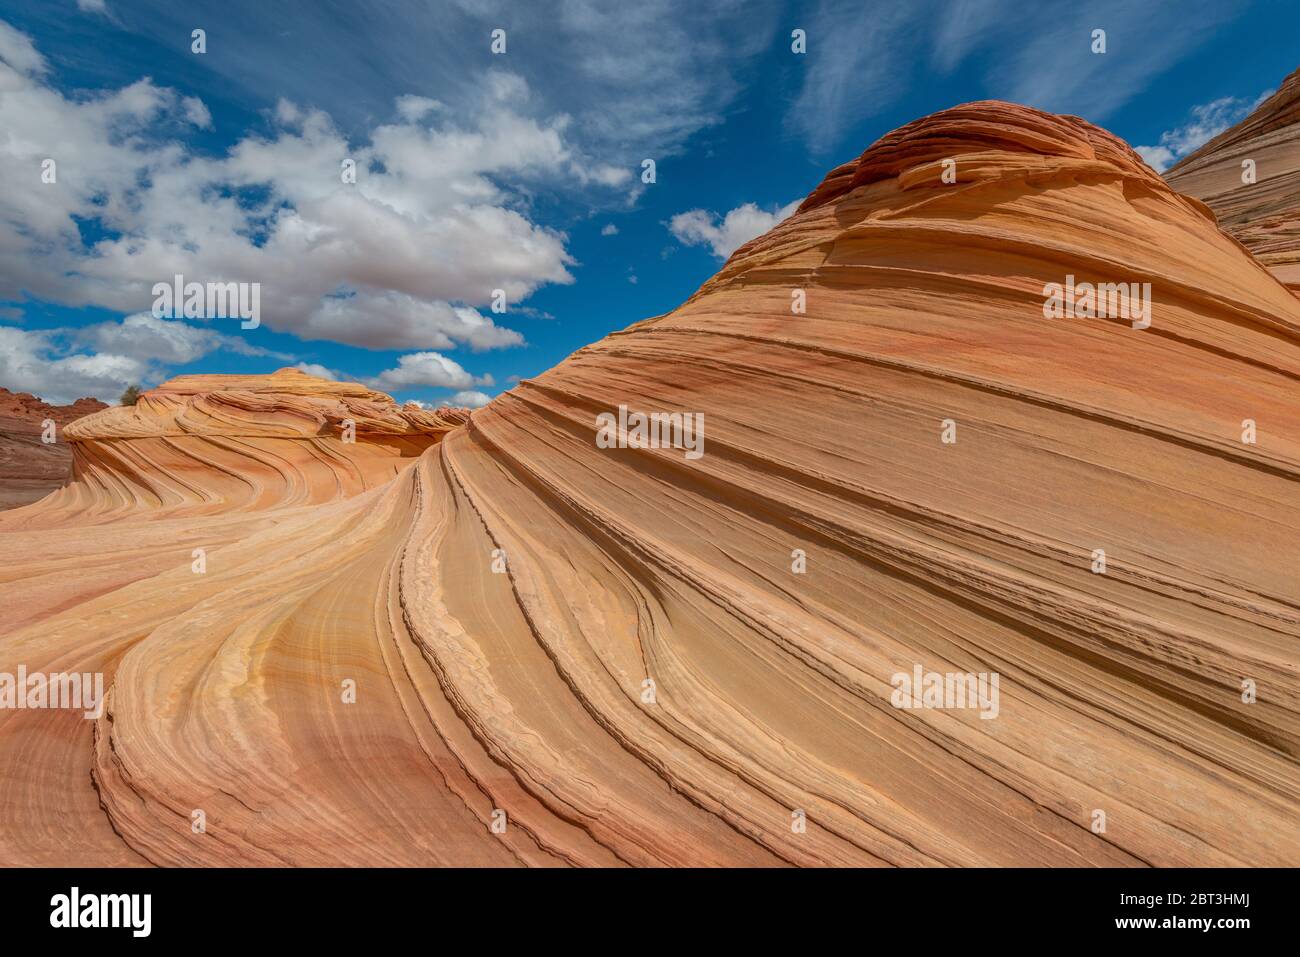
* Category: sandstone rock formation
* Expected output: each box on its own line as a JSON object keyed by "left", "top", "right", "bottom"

{"left": 1, "top": 104, "right": 1298, "bottom": 867}
{"left": 31, "top": 367, "right": 466, "bottom": 524}
{"left": 0, "top": 388, "right": 106, "bottom": 510}
{"left": 0, "top": 368, "right": 465, "bottom": 636}
{"left": 1166, "top": 67, "right": 1300, "bottom": 294}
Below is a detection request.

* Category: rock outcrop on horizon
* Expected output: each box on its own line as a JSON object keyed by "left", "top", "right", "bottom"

{"left": 0, "top": 368, "right": 466, "bottom": 636}
{"left": 1166, "top": 67, "right": 1300, "bottom": 294}
{"left": 30, "top": 367, "right": 467, "bottom": 524}
{"left": 1, "top": 102, "right": 1298, "bottom": 867}
{"left": 0, "top": 388, "right": 107, "bottom": 510}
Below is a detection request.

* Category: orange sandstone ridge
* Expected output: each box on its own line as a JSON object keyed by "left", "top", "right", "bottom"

{"left": 1166, "top": 67, "right": 1300, "bottom": 294}
{"left": 26, "top": 366, "right": 466, "bottom": 523}
{"left": 0, "top": 368, "right": 464, "bottom": 637}
{"left": 1, "top": 102, "right": 1299, "bottom": 867}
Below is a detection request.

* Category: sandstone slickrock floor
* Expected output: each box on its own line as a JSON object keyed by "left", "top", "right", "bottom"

{"left": 2, "top": 104, "right": 1299, "bottom": 867}
{"left": 1166, "top": 67, "right": 1300, "bottom": 295}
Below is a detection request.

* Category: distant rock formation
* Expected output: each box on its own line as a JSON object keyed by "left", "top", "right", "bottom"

{"left": 1166, "top": 67, "right": 1300, "bottom": 295}
{"left": 42, "top": 367, "right": 467, "bottom": 520}
{"left": 0, "top": 388, "right": 107, "bottom": 510}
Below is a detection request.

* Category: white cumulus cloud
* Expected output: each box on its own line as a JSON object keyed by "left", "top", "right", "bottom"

{"left": 0, "top": 327, "right": 147, "bottom": 404}
{"left": 668, "top": 200, "right": 799, "bottom": 259}
{"left": 442, "top": 389, "right": 492, "bottom": 408}
{"left": 363, "top": 351, "right": 491, "bottom": 392}
{"left": 1136, "top": 90, "right": 1271, "bottom": 172}
{"left": 0, "top": 24, "right": 592, "bottom": 357}
{"left": 0, "top": 315, "right": 290, "bottom": 403}
{"left": 292, "top": 361, "right": 337, "bottom": 380}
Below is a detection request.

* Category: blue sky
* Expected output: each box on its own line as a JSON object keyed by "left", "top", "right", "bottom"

{"left": 0, "top": 0, "right": 1296, "bottom": 406}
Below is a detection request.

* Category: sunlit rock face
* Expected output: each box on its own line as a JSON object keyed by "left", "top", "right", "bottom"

{"left": 0, "top": 365, "right": 464, "bottom": 630}
{"left": 1166, "top": 67, "right": 1300, "bottom": 295}
{"left": 2, "top": 104, "right": 1299, "bottom": 868}
{"left": 0, "top": 369, "right": 469, "bottom": 866}
{"left": 20, "top": 367, "right": 466, "bottom": 524}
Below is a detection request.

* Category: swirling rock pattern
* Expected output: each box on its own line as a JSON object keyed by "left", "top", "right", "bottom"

{"left": 1, "top": 104, "right": 1298, "bottom": 867}
{"left": 1166, "top": 67, "right": 1300, "bottom": 295}
{"left": 0, "top": 367, "right": 465, "bottom": 631}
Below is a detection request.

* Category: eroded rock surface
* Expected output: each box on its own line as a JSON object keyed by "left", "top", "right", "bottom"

{"left": 2, "top": 105, "right": 1298, "bottom": 867}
